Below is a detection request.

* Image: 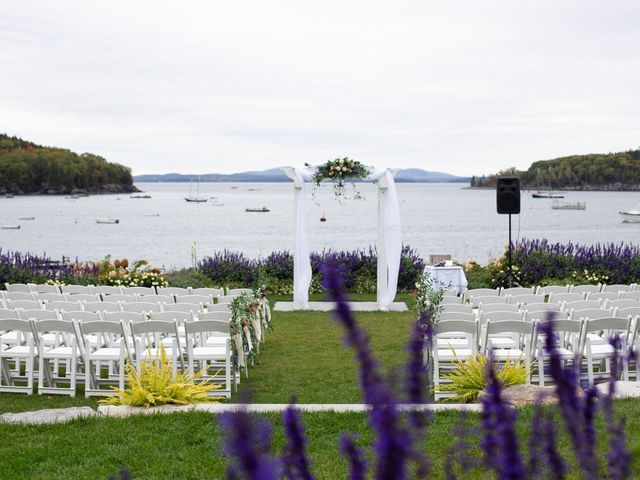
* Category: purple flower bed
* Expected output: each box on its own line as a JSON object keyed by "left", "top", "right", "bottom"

{"left": 0, "top": 249, "right": 98, "bottom": 287}
{"left": 198, "top": 245, "right": 425, "bottom": 293}
{"left": 512, "top": 239, "right": 640, "bottom": 285}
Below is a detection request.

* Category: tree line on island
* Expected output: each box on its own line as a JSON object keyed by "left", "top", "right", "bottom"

{"left": 0, "top": 133, "right": 137, "bottom": 195}
{"left": 471, "top": 148, "right": 640, "bottom": 190}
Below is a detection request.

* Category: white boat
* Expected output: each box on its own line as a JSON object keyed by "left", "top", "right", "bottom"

{"left": 96, "top": 218, "right": 120, "bottom": 224}
{"left": 532, "top": 191, "right": 564, "bottom": 199}
{"left": 18, "top": 216, "right": 35, "bottom": 220}
{"left": 620, "top": 205, "right": 640, "bottom": 223}
{"left": 185, "top": 177, "right": 207, "bottom": 203}
{"left": 551, "top": 201, "right": 586, "bottom": 210}
{"left": 246, "top": 206, "right": 270, "bottom": 212}
{"left": 143, "top": 213, "right": 160, "bottom": 217}
{"left": 1, "top": 225, "right": 20, "bottom": 229}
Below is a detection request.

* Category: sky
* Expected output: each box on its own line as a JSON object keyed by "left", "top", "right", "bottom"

{"left": 1, "top": 1, "right": 639, "bottom": 177}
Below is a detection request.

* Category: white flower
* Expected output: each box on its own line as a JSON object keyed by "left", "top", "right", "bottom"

{"left": 339, "top": 159, "right": 344, "bottom": 165}
{"left": 342, "top": 166, "right": 347, "bottom": 171}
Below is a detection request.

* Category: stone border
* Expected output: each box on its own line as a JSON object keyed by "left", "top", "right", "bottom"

{"left": 1, "top": 403, "right": 480, "bottom": 424}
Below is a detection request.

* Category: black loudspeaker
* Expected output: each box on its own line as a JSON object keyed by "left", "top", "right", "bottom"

{"left": 496, "top": 177, "right": 521, "bottom": 214}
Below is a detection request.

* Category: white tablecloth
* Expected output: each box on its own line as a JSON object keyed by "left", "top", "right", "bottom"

{"left": 424, "top": 266, "right": 468, "bottom": 295}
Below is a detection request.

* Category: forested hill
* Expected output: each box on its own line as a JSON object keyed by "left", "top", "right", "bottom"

{"left": 471, "top": 149, "right": 640, "bottom": 190}
{"left": 0, "top": 134, "right": 138, "bottom": 195}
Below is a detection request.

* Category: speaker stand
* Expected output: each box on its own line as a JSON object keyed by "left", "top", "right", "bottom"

{"left": 492, "top": 213, "right": 523, "bottom": 289}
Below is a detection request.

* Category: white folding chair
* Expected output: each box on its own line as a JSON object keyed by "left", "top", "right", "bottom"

{"left": 507, "top": 294, "right": 545, "bottom": 306}
{"left": 61, "top": 285, "right": 92, "bottom": 295}
{"left": 441, "top": 304, "right": 473, "bottom": 315}
{"left": 588, "top": 292, "right": 621, "bottom": 304}
{"left": 570, "top": 284, "right": 602, "bottom": 295}
{"left": 177, "top": 294, "right": 211, "bottom": 305}
{"left": 67, "top": 293, "right": 101, "bottom": 303}
{"left": 158, "top": 287, "right": 189, "bottom": 297}
{"left": 217, "top": 295, "right": 236, "bottom": 304}
{"left": 80, "top": 320, "right": 126, "bottom": 397}
{"left": 29, "top": 284, "right": 61, "bottom": 294}
{"left": 471, "top": 296, "right": 508, "bottom": 307}
{"left": 622, "top": 291, "right": 640, "bottom": 301}
{"left": 31, "top": 319, "right": 82, "bottom": 396}
{"left": 183, "top": 319, "right": 232, "bottom": 396}
{"left": 432, "top": 319, "right": 479, "bottom": 399}
{"left": 83, "top": 301, "right": 121, "bottom": 313}
{"left": 602, "top": 284, "right": 634, "bottom": 294}
{"left": 190, "top": 287, "right": 224, "bottom": 298}
{"left": 502, "top": 287, "right": 535, "bottom": 297}
{"left": 438, "top": 311, "right": 474, "bottom": 322}
{"left": 580, "top": 317, "right": 634, "bottom": 385}
{"left": 225, "top": 288, "right": 253, "bottom": 297}
{"left": 122, "top": 302, "right": 161, "bottom": 314}
{"left": 122, "top": 286, "right": 157, "bottom": 296}
{"left": 533, "top": 318, "right": 583, "bottom": 386}
{"left": 7, "top": 300, "right": 43, "bottom": 311}
{"left": 138, "top": 294, "right": 173, "bottom": 305}
{"left": 564, "top": 300, "right": 602, "bottom": 312}
{"left": 35, "top": 293, "right": 68, "bottom": 303}
{"left": 44, "top": 301, "right": 83, "bottom": 312}
{"left": 128, "top": 320, "right": 181, "bottom": 375}
{"left": 90, "top": 285, "right": 123, "bottom": 296}
{"left": 536, "top": 285, "right": 571, "bottom": 296}
{"left": 2, "top": 291, "right": 35, "bottom": 302}
{"left": 464, "top": 288, "right": 500, "bottom": 303}
{"left": 205, "top": 303, "right": 232, "bottom": 312}
{"left": 0, "top": 318, "right": 39, "bottom": 394}
{"left": 163, "top": 303, "right": 200, "bottom": 314}
{"left": 103, "top": 294, "right": 138, "bottom": 303}
{"left": 4, "top": 283, "right": 32, "bottom": 293}
{"left": 481, "top": 320, "right": 534, "bottom": 380}
{"left": 550, "top": 292, "right": 585, "bottom": 305}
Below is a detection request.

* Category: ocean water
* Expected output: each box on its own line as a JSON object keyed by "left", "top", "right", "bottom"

{"left": 1, "top": 182, "right": 639, "bottom": 269}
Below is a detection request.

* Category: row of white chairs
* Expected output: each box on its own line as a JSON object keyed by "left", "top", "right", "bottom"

{"left": 4, "top": 283, "right": 253, "bottom": 298}
{"left": 1, "top": 291, "right": 239, "bottom": 307}
{"left": 460, "top": 283, "right": 638, "bottom": 304}
{"left": 0, "top": 298, "right": 233, "bottom": 315}
{"left": 0, "top": 315, "right": 234, "bottom": 398}
{"left": 431, "top": 315, "right": 637, "bottom": 399}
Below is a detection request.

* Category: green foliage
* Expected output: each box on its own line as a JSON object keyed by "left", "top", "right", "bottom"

{"left": 100, "top": 345, "right": 218, "bottom": 407}
{"left": 471, "top": 148, "right": 640, "bottom": 189}
{"left": 165, "top": 269, "right": 216, "bottom": 289}
{"left": 0, "top": 133, "right": 135, "bottom": 194}
{"left": 439, "top": 353, "right": 529, "bottom": 402}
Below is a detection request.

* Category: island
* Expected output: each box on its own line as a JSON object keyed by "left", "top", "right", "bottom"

{"left": 0, "top": 133, "right": 138, "bottom": 195}
{"left": 470, "top": 148, "right": 640, "bottom": 190}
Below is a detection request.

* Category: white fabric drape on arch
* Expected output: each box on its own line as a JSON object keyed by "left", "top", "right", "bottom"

{"left": 282, "top": 166, "right": 401, "bottom": 310}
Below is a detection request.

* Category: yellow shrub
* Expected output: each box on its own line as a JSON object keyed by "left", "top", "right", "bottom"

{"left": 438, "top": 352, "right": 529, "bottom": 403}
{"left": 100, "top": 345, "right": 220, "bottom": 407}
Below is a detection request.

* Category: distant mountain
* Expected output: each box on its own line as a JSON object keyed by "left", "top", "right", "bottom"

{"left": 134, "top": 168, "right": 469, "bottom": 183}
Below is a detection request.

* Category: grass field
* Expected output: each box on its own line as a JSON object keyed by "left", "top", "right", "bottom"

{"left": 1, "top": 293, "right": 639, "bottom": 478}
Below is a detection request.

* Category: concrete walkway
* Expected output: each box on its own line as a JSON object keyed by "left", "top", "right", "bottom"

{"left": 1, "top": 403, "right": 480, "bottom": 424}
{"left": 274, "top": 301, "right": 408, "bottom": 312}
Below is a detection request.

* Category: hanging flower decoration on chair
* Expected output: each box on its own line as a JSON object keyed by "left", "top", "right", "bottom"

{"left": 312, "top": 157, "right": 370, "bottom": 201}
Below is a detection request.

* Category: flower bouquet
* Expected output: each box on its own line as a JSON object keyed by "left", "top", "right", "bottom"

{"left": 312, "top": 157, "right": 370, "bottom": 201}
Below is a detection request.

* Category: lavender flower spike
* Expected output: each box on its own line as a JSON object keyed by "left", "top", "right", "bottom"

{"left": 339, "top": 434, "right": 368, "bottom": 480}
{"left": 281, "top": 402, "right": 315, "bottom": 480}
{"left": 219, "top": 409, "right": 278, "bottom": 480}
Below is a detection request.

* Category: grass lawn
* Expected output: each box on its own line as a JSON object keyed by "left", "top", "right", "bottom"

{"left": 1, "top": 292, "right": 639, "bottom": 478}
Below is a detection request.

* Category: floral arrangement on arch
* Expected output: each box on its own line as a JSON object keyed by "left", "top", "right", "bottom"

{"left": 312, "top": 157, "right": 370, "bottom": 200}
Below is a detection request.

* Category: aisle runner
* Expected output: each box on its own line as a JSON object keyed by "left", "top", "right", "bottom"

{"left": 273, "top": 301, "right": 408, "bottom": 312}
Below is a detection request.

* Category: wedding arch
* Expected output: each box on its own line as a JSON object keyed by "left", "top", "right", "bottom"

{"left": 282, "top": 165, "right": 402, "bottom": 310}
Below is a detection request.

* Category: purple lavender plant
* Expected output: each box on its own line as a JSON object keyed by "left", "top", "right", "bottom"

{"left": 218, "top": 408, "right": 278, "bottom": 480}
{"left": 339, "top": 434, "right": 368, "bottom": 480}
{"left": 281, "top": 403, "right": 315, "bottom": 480}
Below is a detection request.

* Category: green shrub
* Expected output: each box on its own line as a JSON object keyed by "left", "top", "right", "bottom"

{"left": 438, "top": 352, "right": 529, "bottom": 402}
{"left": 165, "top": 269, "right": 216, "bottom": 289}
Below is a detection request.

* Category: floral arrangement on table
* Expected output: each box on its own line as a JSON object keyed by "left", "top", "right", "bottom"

{"left": 312, "top": 157, "right": 370, "bottom": 201}
{"left": 97, "top": 256, "right": 169, "bottom": 288}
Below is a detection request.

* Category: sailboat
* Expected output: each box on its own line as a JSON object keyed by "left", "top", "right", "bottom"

{"left": 185, "top": 177, "right": 208, "bottom": 203}
{"left": 531, "top": 166, "right": 564, "bottom": 198}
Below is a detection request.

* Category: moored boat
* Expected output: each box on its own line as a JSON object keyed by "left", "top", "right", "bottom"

{"left": 551, "top": 201, "right": 586, "bottom": 210}
{"left": 96, "top": 218, "right": 120, "bottom": 224}
{"left": 532, "top": 191, "right": 564, "bottom": 199}
{"left": 1, "top": 224, "right": 20, "bottom": 229}
{"left": 246, "top": 206, "right": 270, "bottom": 212}
{"left": 620, "top": 205, "right": 640, "bottom": 223}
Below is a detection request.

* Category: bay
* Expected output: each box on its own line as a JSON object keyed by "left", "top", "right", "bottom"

{"left": 1, "top": 182, "right": 639, "bottom": 269}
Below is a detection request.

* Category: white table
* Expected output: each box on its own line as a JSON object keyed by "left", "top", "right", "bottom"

{"left": 424, "top": 266, "right": 468, "bottom": 295}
